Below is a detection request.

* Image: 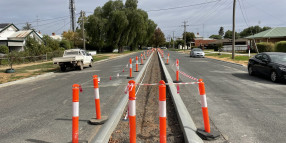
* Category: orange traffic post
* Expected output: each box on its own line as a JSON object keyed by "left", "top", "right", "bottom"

{"left": 135, "top": 56, "right": 139, "bottom": 72}
{"left": 159, "top": 80, "right": 167, "bottom": 143}
{"left": 93, "top": 75, "right": 101, "bottom": 119}
{"left": 127, "top": 58, "right": 133, "bottom": 79}
{"left": 128, "top": 80, "right": 136, "bottom": 143}
{"left": 140, "top": 54, "right": 144, "bottom": 65}
{"left": 166, "top": 53, "right": 169, "bottom": 65}
{"left": 72, "top": 84, "right": 79, "bottom": 143}
{"left": 174, "top": 59, "right": 181, "bottom": 83}
{"left": 196, "top": 79, "right": 220, "bottom": 140}
{"left": 144, "top": 52, "right": 146, "bottom": 60}
{"left": 198, "top": 79, "right": 210, "bottom": 133}
{"left": 89, "top": 76, "right": 108, "bottom": 125}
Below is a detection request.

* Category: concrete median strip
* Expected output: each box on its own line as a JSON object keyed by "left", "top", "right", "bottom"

{"left": 158, "top": 51, "right": 204, "bottom": 143}
{"left": 90, "top": 52, "right": 154, "bottom": 143}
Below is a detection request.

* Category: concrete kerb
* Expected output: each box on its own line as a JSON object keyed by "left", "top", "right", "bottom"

{"left": 158, "top": 51, "right": 204, "bottom": 143}
{"left": 90, "top": 52, "right": 155, "bottom": 143}
{"left": 0, "top": 52, "right": 139, "bottom": 89}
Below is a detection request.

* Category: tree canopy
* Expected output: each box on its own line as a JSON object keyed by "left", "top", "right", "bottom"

{"left": 183, "top": 32, "right": 195, "bottom": 46}
{"left": 152, "top": 28, "right": 166, "bottom": 47}
{"left": 224, "top": 30, "right": 240, "bottom": 39}
{"left": 219, "top": 27, "right": 224, "bottom": 37}
{"left": 85, "top": 0, "right": 157, "bottom": 53}
{"left": 209, "top": 35, "right": 222, "bottom": 39}
{"left": 239, "top": 26, "right": 271, "bottom": 38}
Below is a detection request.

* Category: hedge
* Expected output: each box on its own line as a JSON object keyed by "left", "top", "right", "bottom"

{"left": 257, "top": 42, "right": 275, "bottom": 52}
{"left": 0, "top": 45, "right": 9, "bottom": 54}
{"left": 275, "top": 41, "right": 286, "bottom": 52}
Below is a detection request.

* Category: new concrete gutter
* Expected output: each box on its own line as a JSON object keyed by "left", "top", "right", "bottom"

{"left": 90, "top": 52, "right": 154, "bottom": 143}
{"left": 158, "top": 51, "right": 203, "bottom": 143}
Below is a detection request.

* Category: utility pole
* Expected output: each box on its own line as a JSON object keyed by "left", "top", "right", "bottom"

{"left": 182, "top": 21, "right": 189, "bottom": 51}
{"left": 232, "top": 0, "right": 236, "bottom": 59}
{"left": 173, "top": 31, "right": 175, "bottom": 49}
{"left": 81, "top": 10, "right": 86, "bottom": 50}
{"left": 69, "top": 0, "right": 76, "bottom": 32}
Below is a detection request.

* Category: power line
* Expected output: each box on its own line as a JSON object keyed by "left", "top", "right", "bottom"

{"left": 147, "top": 0, "right": 222, "bottom": 12}
{"left": 238, "top": 0, "right": 249, "bottom": 27}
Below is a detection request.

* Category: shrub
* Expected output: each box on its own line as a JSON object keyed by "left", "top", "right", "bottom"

{"left": 256, "top": 42, "right": 275, "bottom": 52}
{"left": 0, "top": 45, "right": 9, "bottom": 54}
{"left": 275, "top": 41, "right": 286, "bottom": 52}
{"left": 60, "top": 40, "right": 71, "bottom": 49}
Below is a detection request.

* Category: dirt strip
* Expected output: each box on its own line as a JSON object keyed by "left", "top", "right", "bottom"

{"left": 109, "top": 52, "right": 184, "bottom": 142}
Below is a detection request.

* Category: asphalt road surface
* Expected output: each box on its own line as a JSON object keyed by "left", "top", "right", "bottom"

{"left": 164, "top": 50, "right": 286, "bottom": 143}
{"left": 0, "top": 52, "right": 146, "bottom": 143}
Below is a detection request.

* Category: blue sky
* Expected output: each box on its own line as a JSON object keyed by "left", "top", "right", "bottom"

{"left": 1, "top": 0, "right": 285, "bottom": 39}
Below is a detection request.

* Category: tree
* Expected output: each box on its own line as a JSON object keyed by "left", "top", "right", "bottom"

{"left": 60, "top": 40, "right": 72, "bottom": 49}
{"left": 62, "top": 30, "right": 82, "bottom": 48}
{"left": 85, "top": 0, "right": 157, "bottom": 53}
{"left": 22, "top": 22, "right": 33, "bottom": 30}
{"left": 239, "top": 25, "right": 271, "bottom": 38}
{"left": 0, "top": 45, "right": 9, "bottom": 54}
{"left": 209, "top": 35, "right": 222, "bottom": 39}
{"left": 182, "top": 32, "right": 195, "bottom": 48}
{"left": 219, "top": 27, "right": 224, "bottom": 37}
{"left": 152, "top": 28, "right": 166, "bottom": 47}
{"left": 224, "top": 30, "right": 239, "bottom": 39}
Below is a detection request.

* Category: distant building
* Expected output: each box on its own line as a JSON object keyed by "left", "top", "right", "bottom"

{"left": 246, "top": 27, "right": 286, "bottom": 49}
{"left": 50, "top": 32, "right": 62, "bottom": 41}
{"left": 194, "top": 33, "right": 216, "bottom": 47}
{"left": 0, "top": 23, "right": 43, "bottom": 52}
{"left": 209, "top": 38, "right": 248, "bottom": 52}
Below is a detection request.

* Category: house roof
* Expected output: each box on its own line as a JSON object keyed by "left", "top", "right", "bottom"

{"left": 9, "top": 30, "right": 33, "bottom": 38}
{"left": 0, "top": 23, "right": 19, "bottom": 33}
{"left": 246, "top": 27, "right": 286, "bottom": 39}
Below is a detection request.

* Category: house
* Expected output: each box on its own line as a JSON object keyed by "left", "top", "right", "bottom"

{"left": 193, "top": 33, "right": 216, "bottom": 47}
{"left": 50, "top": 32, "right": 62, "bottom": 41}
{"left": 0, "top": 23, "right": 43, "bottom": 52}
{"left": 246, "top": 27, "right": 286, "bottom": 49}
{"left": 209, "top": 38, "right": 249, "bottom": 52}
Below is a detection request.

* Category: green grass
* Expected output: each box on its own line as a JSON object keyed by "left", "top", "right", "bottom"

{"left": 168, "top": 48, "right": 184, "bottom": 51}
{"left": 92, "top": 55, "right": 109, "bottom": 61}
{"left": 205, "top": 53, "right": 250, "bottom": 61}
{"left": 15, "top": 62, "right": 59, "bottom": 74}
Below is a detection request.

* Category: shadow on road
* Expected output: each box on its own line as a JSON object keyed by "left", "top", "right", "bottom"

{"left": 55, "top": 118, "right": 90, "bottom": 122}
{"left": 232, "top": 73, "right": 286, "bottom": 85}
{"left": 26, "top": 139, "right": 51, "bottom": 143}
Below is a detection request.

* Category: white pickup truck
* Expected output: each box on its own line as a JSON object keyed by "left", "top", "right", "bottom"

{"left": 53, "top": 49, "right": 93, "bottom": 72}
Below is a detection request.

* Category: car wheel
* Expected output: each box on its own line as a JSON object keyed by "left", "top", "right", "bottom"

{"left": 248, "top": 66, "right": 255, "bottom": 76}
{"left": 89, "top": 60, "right": 93, "bottom": 67}
{"left": 270, "top": 71, "right": 279, "bottom": 82}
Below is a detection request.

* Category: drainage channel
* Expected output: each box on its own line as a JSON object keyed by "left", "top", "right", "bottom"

{"left": 109, "top": 52, "right": 184, "bottom": 142}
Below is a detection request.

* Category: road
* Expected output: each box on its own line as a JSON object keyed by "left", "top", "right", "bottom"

{"left": 164, "top": 50, "right": 286, "bottom": 143}
{"left": 0, "top": 52, "right": 145, "bottom": 143}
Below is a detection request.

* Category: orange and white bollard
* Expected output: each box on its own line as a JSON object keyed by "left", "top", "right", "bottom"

{"left": 135, "top": 56, "right": 139, "bottom": 72}
{"left": 159, "top": 80, "right": 167, "bottom": 143}
{"left": 198, "top": 79, "right": 210, "bottom": 133}
{"left": 197, "top": 79, "right": 220, "bottom": 139}
{"left": 144, "top": 52, "right": 146, "bottom": 60}
{"left": 72, "top": 84, "right": 79, "bottom": 143}
{"left": 127, "top": 58, "right": 133, "bottom": 79}
{"left": 174, "top": 59, "right": 181, "bottom": 83}
{"left": 166, "top": 53, "right": 169, "bottom": 65}
{"left": 93, "top": 75, "right": 101, "bottom": 119}
{"left": 140, "top": 54, "right": 144, "bottom": 65}
{"left": 128, "top": 80, "right": 136, "bottom": 143}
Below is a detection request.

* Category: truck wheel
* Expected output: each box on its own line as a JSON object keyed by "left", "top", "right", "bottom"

{"left": 78, "top": 62, "right": 83, "bottom": 70}
{"left": 89, "top": 60, "right": 93, "bottom": 67}
{"left": 60, "top": 66, "right": 66, "bottom": 72}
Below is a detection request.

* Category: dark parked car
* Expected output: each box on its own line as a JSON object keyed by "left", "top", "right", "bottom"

{"left": 248, "top": 52, "right": 286, "bottom": 82}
